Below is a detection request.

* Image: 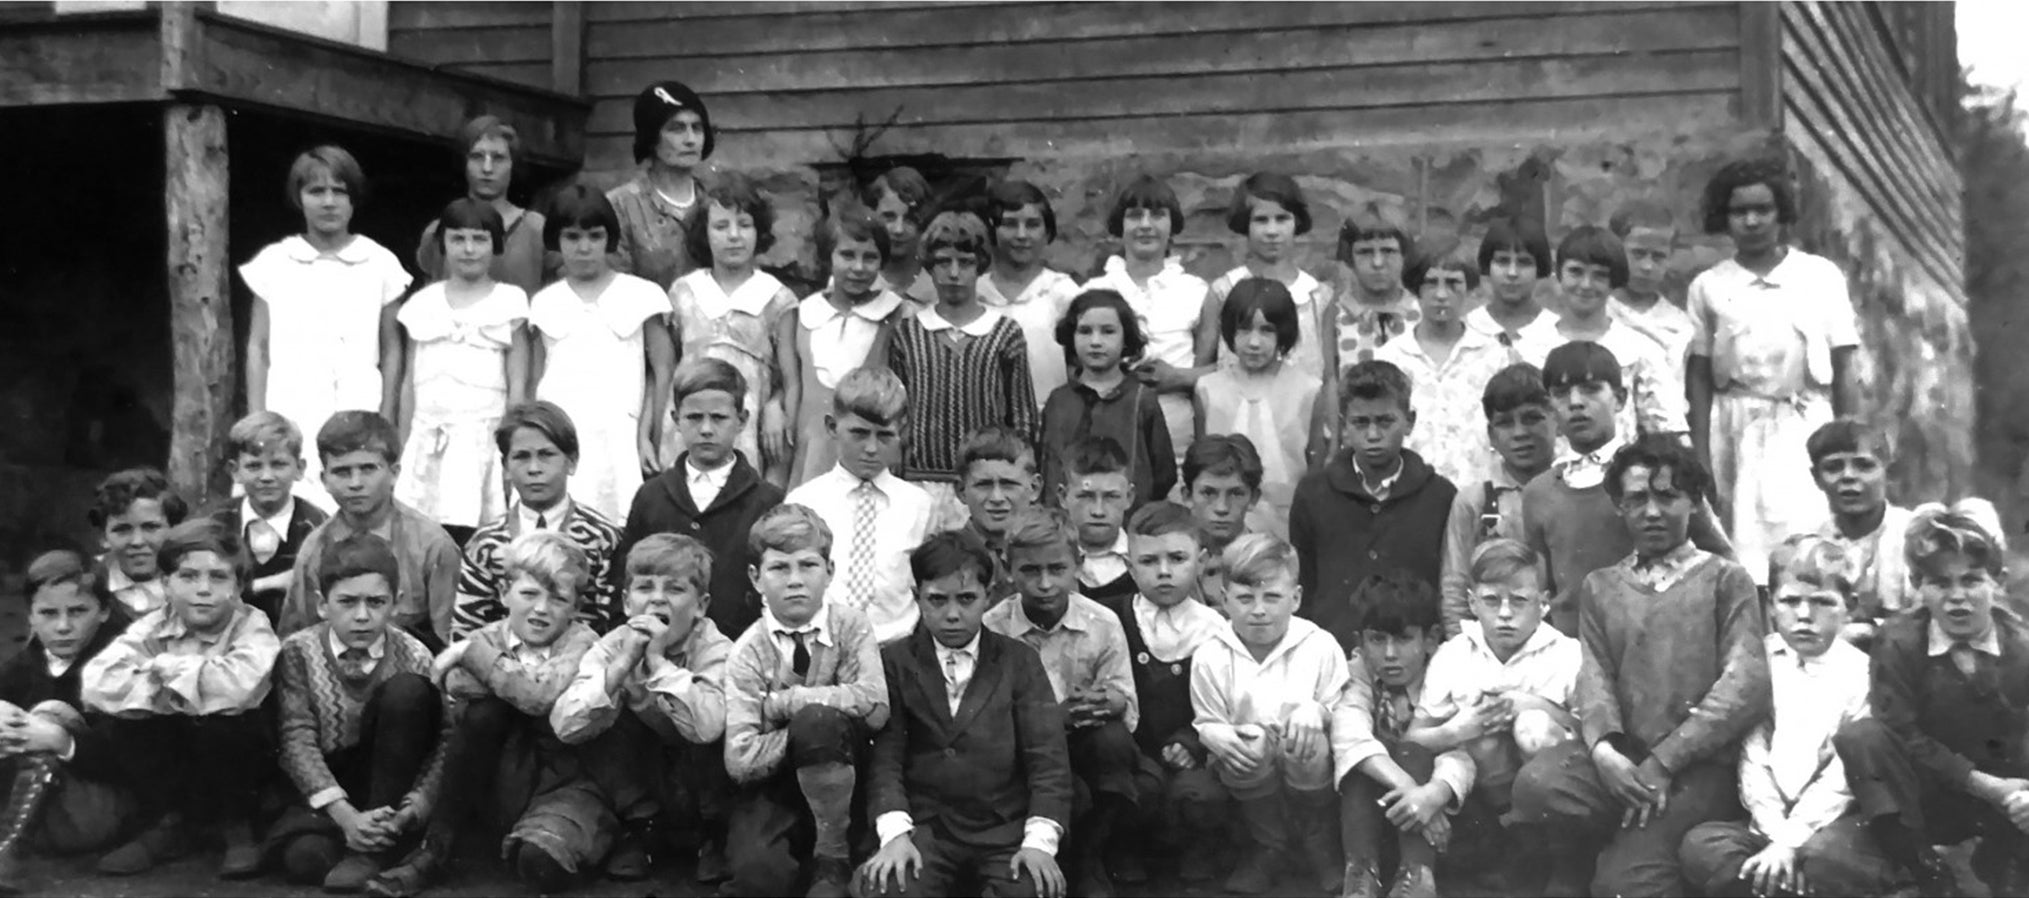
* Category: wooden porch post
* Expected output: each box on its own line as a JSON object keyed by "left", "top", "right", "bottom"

{"left": 164, "top": 102, "right": 234, "bottom": 506}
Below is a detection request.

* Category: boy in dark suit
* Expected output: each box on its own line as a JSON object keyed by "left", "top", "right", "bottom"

{"left": 622, "top": 359, "right": 786, "bottom": 640}
{"left": 208, "top": 411, "right": 329, "bottom": 624}
{"left": 858, "top": 530, "right": 1071, "bottom": 898}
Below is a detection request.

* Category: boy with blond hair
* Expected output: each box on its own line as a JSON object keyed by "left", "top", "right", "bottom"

{"left": 722, "top": 503, "right": 889, "bottom": 897}
{"left": 208, "top": 410, "right": 329, "bottom": 622}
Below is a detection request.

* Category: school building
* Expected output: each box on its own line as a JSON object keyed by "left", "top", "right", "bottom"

{"left": 0, "top": 2, "right": 1968, "bottom": 579}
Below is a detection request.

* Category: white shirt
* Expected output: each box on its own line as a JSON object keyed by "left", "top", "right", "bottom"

{"left": 785, "top": 466, "right": 935, "bottom": 645}
{"left": 1417, "top": 622, "right": 1581, "bottom": 722}
{"left": 325, "top": 628, "right": 388, "bottom": 663}
{"left": 102, "top": 566, "right": 166, "bottom": 617}
{"left": 1741, "top": 635, "right": 1870, "bottom": 849}
{"left": 501, "top": 629, "right": 559, "bottom": 664}
{"left": 1687, "top": 250, "right": 1859, "bottom": 397}
{"left": 516, "top": 498, "right": 572, "bottom": 534}
{"left": 764, "top": 604, "right": 835, "bottom": 681}
{"left": 916, "top": 304, "right": 1005, "bottom": 338}
{"left": 1556, "top": 434, "right": 1625, "bottom": 491}
{"left": 1815, "top": 505, "right": 1915, "bottom": 619}
{"left": 1193, "top": 617, "right": 1348, "bottom": 747}
{"left": 45, "top": 654, "right": 75, "bottom": 679}
{"left": 978, "top": 268, "right": 1079, "bottom": 408}
{"left": 686, "top": 458, "right": 734, "bottom": 512}
{"left": 1130, "top": 594, "right": 1226, "bottom": 663}
{"left": 798, "top": 290, "right": 907, "bottom": 390}
{"left": 240, "top": 497, "right": 297, "bottom": 547}
{"left": 1466, "top": 305, "right": 1562, "bottom": 367}
{"left": 1078, "top": 532, "right": 1131, "bottom": 591}
{"left": 934, "top": 631, "right": 980, "bottom": 715}
{"left": 1927, "top": 618, "right": 2003, "bottom": 658}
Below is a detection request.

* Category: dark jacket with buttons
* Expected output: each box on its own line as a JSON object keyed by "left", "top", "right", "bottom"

{"left": 619, "top": 453, "right": 784, "bottom": 640}
{"left": 1290, "top": 448, "right": 1455, "bottom": 651}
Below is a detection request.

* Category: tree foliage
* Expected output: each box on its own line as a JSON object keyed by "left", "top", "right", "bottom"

{"left": 1961, "top": 75, "right": 2029, "bottom": 507}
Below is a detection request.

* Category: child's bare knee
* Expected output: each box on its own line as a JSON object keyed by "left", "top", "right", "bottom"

{"left": 1512, "top": 709, "right": 1571, "bottom": 757}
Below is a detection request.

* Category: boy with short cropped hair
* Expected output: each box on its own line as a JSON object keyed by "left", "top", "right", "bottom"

{"left": 1105, "top": 502, "right": 1231, "bottom": 885}
{"left": 210, "top": 411, "right": 330, "bottom": 623}
{"left": 1523, "top": 344, "right": 1731, "bottom": 636}
{"left": 1680, "top": 535, "right": 1891, "bottom": 898}
{"left": 722, "top": 503, "right": 890, "bottom": 898}
{"left": 0, "top": 551, "right": 134, "bottom": 892}
{"left": 551, "top": 533, "right": 734, "bottom": 883}
{"left": 1834, "top": 501, "right": 2029, "bottom": 896}
{"left": 1332, "top": 572, "right": 1479, "bottom": 898}
{"left": 785, "top": 367, "right": 935, "bottom": 646}
{"left": 956, "top": 425, "right": 1040, "bottom": 600}
{"left": 1607, "top": 200, "right": 1694, "bottom": 371}
{"left": 1507, "top": 437, "right": 1768, "bottom": 898}
{"left": 1193, "top": 534, "right": 1348, "bottom": 895}
{"left": 371, "top": 530, "right": 614, "bottom": 895}
{"left": 83, "top": 519, "right": 281, "bottom": 879}
{"left": 623, "top": 360, "right": 787, "bottom": 640}
{"left": 1057, "top": 437, "right": 1140, "bottom": 603}
{"left": 270, "top": 532, "right": 449, "bottom": 891}
{"left": 858, "top": 529, "right": 1072, "bottom": 898}
{"left": 1805, "top": 418, "right": 1912, "bottom": 645}
{"left": 89, "top": 467, "right": 190, "bottom": 617}
{"left": 1439, "top": 364, "right": 1558, "bottom": 636}
{"left": 1290, "top": 360, "right": 1457, "bottom": 651}
{"left": 983, "top": 508, "right": 1139, "bottom": 896}
{"left": 283, "top": 411, "right": 461, "bottom": 649}
{"left": 1182, "top": 435, "right": 1265, "bottom": 608}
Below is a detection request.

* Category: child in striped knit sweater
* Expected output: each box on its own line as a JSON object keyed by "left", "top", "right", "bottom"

{"left": 271, "top": 532, "right": 449, "bottom": 891}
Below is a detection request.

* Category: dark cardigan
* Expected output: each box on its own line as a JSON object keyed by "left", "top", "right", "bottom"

{"left": 618, "top": 452, "right": 785, "bottom": 640}
{"left": 1039, "top": 378, "right": 1176, "bottom": 508}
{"left": 0, "top": 604, "right": 133, "bottom": 781}
{"left": 1289, "top": 448, "right": 1456, "bottom": 651}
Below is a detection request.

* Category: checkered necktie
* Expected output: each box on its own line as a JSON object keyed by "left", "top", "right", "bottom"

{"left": 848, "top": 480, "right": 878, "bottom": 607}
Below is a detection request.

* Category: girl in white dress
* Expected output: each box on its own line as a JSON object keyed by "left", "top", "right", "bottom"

{"left": 391, "top": 199, "right": 531, "bottom": 533}
{"left": 666, "top": 176, "right": 799, "bottom": 485}
{"left": 239, "top": 145, "right": 412, "bottom": 511}
{"left": 1195, "top": 278, "right": 1324, "bottom": 540}
{"left": 1087, "top": 175, "right": 1219, "bottom": 468}
{"left": 1209, "top": 172, "right": 1334, "bottom": 385}
{"left": 528, "top": 186, "right": 676, "bottom": 522}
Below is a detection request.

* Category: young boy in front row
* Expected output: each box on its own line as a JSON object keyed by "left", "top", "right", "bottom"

{"left": 90, "top": 466, "right": 189, "bottom": 617}
{"left": 1102, "top": 502, "right": 1231, "bottom": 885}
{"left": 367, "top": 531, "right": 617, "bottom": 896}
{"left": 857, "top": 530, "right": 1072, "bottom": 898}
{"left": 1438, "top": 365, "right": 1558, "bottom": 637}
{"left": 1193, "top": 534, "right": 1349, "bottom": 895}
{"left": 1679, "top": 534, "right": 1889, "bottom": 898}
{"left": 1291, "top": 360, "right": 1457, "bottom": 652}
{"left": 1833, "top": 500, "right": 2029, "bottom": 896}
{"left": 284, "top": 411, "right": 461, "bottom": 650}
{"left": 210, "top": 411, "right": 329, "bottom": 624}
{"left": 83, "top": 519, "right": 281, "bottom": 879}
{"left": 1403, "top": 540, "right": 1579, "bottom": 894}
{"left": 1507, "top": 436, "right": 1768, "bottom": 898}
{"left": 723, "top": 504, "right": 890, "bottom": 898}
{"left": 982, "top": 508, "right": 1139, "bottom": 897}
{"left": 270, "top": 532, "right": 449, "bottom": 891}
{"left": 955, "top": 425, "right": 1041, "bottom": 602}
{"left": 1332, "top": 572, "right": 1479, "bottom": 898}
{"left": 550, "top": 533, "right": 734, "bottom": 884}
{"left": 0, "top": 552, "right": 134, "bottom": 894}
{"left": 1805, "top": 418, "right": 1913, "bottom": 647}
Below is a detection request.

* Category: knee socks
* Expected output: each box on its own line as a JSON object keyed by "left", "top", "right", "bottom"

{"left": 798, "top": 762, "right": 856, "bottom": 860}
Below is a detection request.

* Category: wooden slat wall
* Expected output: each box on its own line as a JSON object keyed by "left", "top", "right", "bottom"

{"left": 1779, "top": 0, "right": 1964, "bottom": 298}
{"left": 571, "top": 0, "right": 1743, "bottom": 171}
{"left": 385, "top": 1, "right": 552, "bottom": 90}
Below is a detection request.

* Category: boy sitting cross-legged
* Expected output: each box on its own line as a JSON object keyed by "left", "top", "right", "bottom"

{"left": 1400, "top": 540, "right": 1580, "bottom": 894}
{"left": 1101, "top": 501, "right": 1230, "bottom": 886}
{"left": 982, "top": 508, "right": 1140, "bottom": 897}
{"left": 269, "top": 532, "right": 450, "bottom": 892}
{"left": 1332, "top": 572, "right": 1480, "bottom": 898}
{"left": 83, "top": 519, "right": 281, "bottom": 879}
{"left": 1678, "top": 534, "right": 1893, "bottom": 897}
{"left": 0, "top": 552, "right": 135, "bottom": 895}
{"left": 366, "top": 530, "right": 620, "bottom": 896}
{"left": 722, "top": 503, "right": 890, "bottom": 898}
{"left": 550, "top": 533, "right": 735, "bottom": 884}
{"left": 857, "top": 529, "right": 1073, "bottom": 898}
{"left": 1194, "top": 533, "right": 1350, "bottom": 895}
{"left": 1834, "top": 500, "right": 2029, "bottom": 897}
{"left": 1507, "top": 435, "right": 1769, "bottom": 897}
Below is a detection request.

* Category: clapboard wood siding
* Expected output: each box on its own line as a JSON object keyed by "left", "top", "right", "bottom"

{"left": 572, "top": 0, "right": 1741, "bottom": 170}
{"left": 386, "top": 0, "right": 552, "bottom": 90}
{"left": 1780, "top": 0, "right": 1963, "bottom": 297}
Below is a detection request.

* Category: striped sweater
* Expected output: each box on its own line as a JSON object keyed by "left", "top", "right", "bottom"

{"left": 276, "top": 624, "right": 451, "bottom": 815}
{"left": 453, "top": 505, "right": 624, "bottom": 638}
{"left": 886, "top": 309, "right": 1038, "bottom": 482}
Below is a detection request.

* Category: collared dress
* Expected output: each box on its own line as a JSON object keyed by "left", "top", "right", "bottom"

{"left": 238, "top": 234, "right": 414, "bottom": 509}
{"left": 394, "top": 281, "right": 530, "bottom": 529}
{"left": 978, "top": 267, "right": 1080, "bottom": 409}
{"left": 1375, "top": 326, "right": 1510, "bottom": 486}
{"left": 1086, "top": 255, "right": 1210, "bottom": 460}
{"left": 530, "top": 273, "right": 671, "bottom": 522}
{"left": 787, "top": 289, "right": 912, "bottom": 489}
{"left": 666, "top": 268, "right": 798, "bottom": 470}
{"left": 1211, "top": 265, "right": 1333, "bottom": 386}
